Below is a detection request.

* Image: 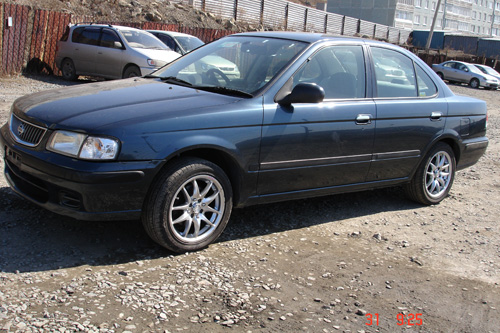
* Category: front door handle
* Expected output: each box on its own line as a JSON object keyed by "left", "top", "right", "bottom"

{"left": 430, "top": 112, "right": 442, "bottom": 120}
{"left": 356, "top": 114, "right": 372, "bottom": 125}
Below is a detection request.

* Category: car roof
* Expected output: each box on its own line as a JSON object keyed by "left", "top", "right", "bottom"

{"left": 147, "top": 30, "right": 196, "bottom": 38}
{"left": 231, "top": 31, "right": 387, "bottom": 45}
{"left": 71, "top": 23, "right": 143, "bottom": 32}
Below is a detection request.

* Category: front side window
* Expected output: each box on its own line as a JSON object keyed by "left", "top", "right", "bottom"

{"left": 157, "top": 34, "right": 176, "bottom": 51}
{"left": 292, "top": 45, "right": 366, "bottom": 99}
{"left": 100, "top": 29, "right": 121, "bottom": 48}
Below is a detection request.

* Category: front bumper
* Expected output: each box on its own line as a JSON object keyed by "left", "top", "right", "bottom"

{"left": 1, "top": 123, "right": 160, "bottom": 221}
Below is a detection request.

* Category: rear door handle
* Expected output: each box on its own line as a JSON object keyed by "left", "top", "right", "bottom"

{"left": 430, "top": 112, "right": 442, "bottom": 120}
{"left": 356, "top": 114, "right": 372, "bottom": 125}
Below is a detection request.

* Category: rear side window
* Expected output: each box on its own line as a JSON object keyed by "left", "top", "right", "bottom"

{"left": 60, "top": 26, "right": 70, "bottom": 41}
{"left": 415, "top": 65, "right": 438, "bottom": 97}
{"left": 72, "top": 27, "right": 100, "bottom": 46}
{"left": 372, "top": 47, "right": 417, "bottom": 98}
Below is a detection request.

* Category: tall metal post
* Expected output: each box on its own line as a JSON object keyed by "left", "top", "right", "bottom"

{"left": 426, "top": 0, "right": 443, "bottom": 50}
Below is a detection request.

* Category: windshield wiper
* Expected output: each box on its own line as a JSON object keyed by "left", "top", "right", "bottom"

{"left": 159, "top": 76, "right": 193, "bottom": 87}
{"left": 194, "top": 86, "right": 253, "bottom": 98}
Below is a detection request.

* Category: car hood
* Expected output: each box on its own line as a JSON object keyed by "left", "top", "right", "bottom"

{"left": 132, "top": 48, "right": 180, "bottom": 63}
{"left": 13, "top": 78, "right": 248, "bottom": 132}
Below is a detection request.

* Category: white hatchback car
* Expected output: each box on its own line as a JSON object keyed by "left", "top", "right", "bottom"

{"left": 56, "top": 24, "right": 181, "bottom": 80}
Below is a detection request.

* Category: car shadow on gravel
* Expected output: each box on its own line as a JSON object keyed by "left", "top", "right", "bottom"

{"left": 0, "top": 185, "right": 422, "bottom": 273}
{"left": 23, "top": 73, "right": 104, "bottom": 86}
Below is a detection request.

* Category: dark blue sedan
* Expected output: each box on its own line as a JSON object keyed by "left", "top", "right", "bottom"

{"left": 1, "top": 32, "right": 488, "bottom": 252}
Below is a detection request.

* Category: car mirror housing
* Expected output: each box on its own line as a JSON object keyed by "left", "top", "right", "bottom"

{"left": 278, "top": 83, "right": 325, "bottom": 106}
{"left": 114, "top": 41, "right": 124, "bottom": 49}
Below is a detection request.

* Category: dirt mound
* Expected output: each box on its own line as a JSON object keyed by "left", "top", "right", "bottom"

{"left": 4, "top": 0, "right": 252, "bottom": 30}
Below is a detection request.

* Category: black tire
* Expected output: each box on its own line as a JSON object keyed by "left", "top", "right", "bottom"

{"left": 123, "top": 65, "right": 141, "bottom": 78}
{"left": 436, "top": 72, "right": 444, "bottom": 80}
{"left": 469, "top": 78, "right": 480, "bottom": 89}
{"left": 142, "top": 157, "right": 233, "bottom": 253}
{"left": 405, "top": 143, "right": 456, "bottom": 205}
{"left": 61, "top": 58, "right": 78, "bottom": 81}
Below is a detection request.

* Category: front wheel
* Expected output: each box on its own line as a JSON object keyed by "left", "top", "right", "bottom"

{"left": 142, "top": 158, "right": 233, "bottom": 253}
{"left": 469, "top": 78, "right": 480, "bottom": 89}
{"left": 405, "top": 143, "right": 456, "bottom": 205}
{"left": 123, "top": 65, "right": 141, "bottom": 78}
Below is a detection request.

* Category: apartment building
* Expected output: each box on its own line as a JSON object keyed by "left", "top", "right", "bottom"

{"left": 327, "top": 0, "right": 500, "bottom": 36}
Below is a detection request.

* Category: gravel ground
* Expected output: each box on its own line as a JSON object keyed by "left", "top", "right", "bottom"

{"left": 0, "top": 74, "right": 499, "bottom": 332}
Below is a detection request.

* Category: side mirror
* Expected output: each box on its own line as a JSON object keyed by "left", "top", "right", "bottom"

{"left": 278, "top": 83, "right": 325, "bottom": 106}
{"left": 114, "top": 41, "right": 124, "bottom": 49}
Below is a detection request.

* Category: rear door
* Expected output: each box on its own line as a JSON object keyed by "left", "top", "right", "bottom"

{"left": 367, "top": 46, "right": 447, "bottom": 182}
{"left": 71, "top": 27, "right": 100, "bottom": 75}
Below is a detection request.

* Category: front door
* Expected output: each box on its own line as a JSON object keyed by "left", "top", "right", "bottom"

{"left": 258, "top": 45, "right": 375, "bottom": 195}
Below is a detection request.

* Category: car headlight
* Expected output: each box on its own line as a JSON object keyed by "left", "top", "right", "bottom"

{"left": 47, "top": 130, "right": 119, "bottom": 160}
{"left": 147, "top": 59, "right": 167, "bottom": 68}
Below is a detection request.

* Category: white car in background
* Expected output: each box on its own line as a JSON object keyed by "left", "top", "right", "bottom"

{"left": 149, "top": 30, "right": 240, "bottom": 81}
{"left": 474, "top": 64, "right": 500, "bottom": 86}
{"left": 147, "top": 30, "right": 205, "bottom": 55}
{"left": 56, "top": 24, "right": 180, "bottom": 80}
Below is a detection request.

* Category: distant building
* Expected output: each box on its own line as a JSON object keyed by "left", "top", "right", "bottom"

{"left": 326, "top": 0, "right": 500, "bottom": 36}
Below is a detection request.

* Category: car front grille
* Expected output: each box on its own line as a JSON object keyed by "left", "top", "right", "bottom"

{"left": 9, "top": 114, "right": 47, "bottom": 147}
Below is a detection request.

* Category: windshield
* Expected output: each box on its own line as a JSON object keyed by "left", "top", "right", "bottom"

{"left": 120, "top": 29, "right": 169, "bottom": 50}
{"left": 175, "top": 36, "right": 205, "bottom": 53}
{"left": 153, "top": 36, "right": 309, "bottom": 95}
{"left": 480, "top": 65, "right": 500, "bottom": 76}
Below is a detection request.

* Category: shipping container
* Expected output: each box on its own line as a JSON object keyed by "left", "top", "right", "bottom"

{"left": 477, "top": 38, "right": 500, "bottom": 59}
{"left": 410, "top": 30, "right": 444, "bottom": 49}
{"left": 443, "top": 35, "right": 478, "bottom": 55}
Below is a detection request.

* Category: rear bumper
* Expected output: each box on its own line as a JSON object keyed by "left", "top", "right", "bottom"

{"left": 457, "top": 137, "right": 489, "bottom": 170}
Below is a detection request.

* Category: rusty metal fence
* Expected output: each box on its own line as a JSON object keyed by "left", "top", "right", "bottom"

{"left": 1, "top": 2, "right": 410, "bottom": 76}
{"left": 0, "top": 3, "right": 235, "bottom": 76}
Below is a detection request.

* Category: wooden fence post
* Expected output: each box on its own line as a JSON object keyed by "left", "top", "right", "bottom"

{"left": 284, "top": 3, "right": 289, "bottom": 31}
{"left": 304, "top": 8, "right": 308, "bottom": 32}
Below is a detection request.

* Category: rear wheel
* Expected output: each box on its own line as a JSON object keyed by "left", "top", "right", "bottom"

{"left": 61, "top": 58, "right": 77, "bottom": 81}
{"left": 405, "top": 143, "right": 456, "bottom": 205}
{"left": 469, "top": 78, "right": 480, "bottom": 89}
{"left": 436, "top": 72, "right": 444, "bottom": 80}
{"left": 142, "top": 158, "right": 233, "bottom": 253}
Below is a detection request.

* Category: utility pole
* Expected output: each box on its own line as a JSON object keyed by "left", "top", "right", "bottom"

{"left": 491, "top": 0, "right": 497, "bottom": 36}
{"left": 442, "top": 0, "right": 447, "bottom": 31}
{"left": 426, "top": 0, "right": 443, "bottom": 50}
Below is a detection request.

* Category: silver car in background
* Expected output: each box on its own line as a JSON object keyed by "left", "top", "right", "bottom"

{"left": 432, "top": 60, "right": 499, "bottom": 89}
{"left": 56, "top": 24, "right": 181, "bottom": 80}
